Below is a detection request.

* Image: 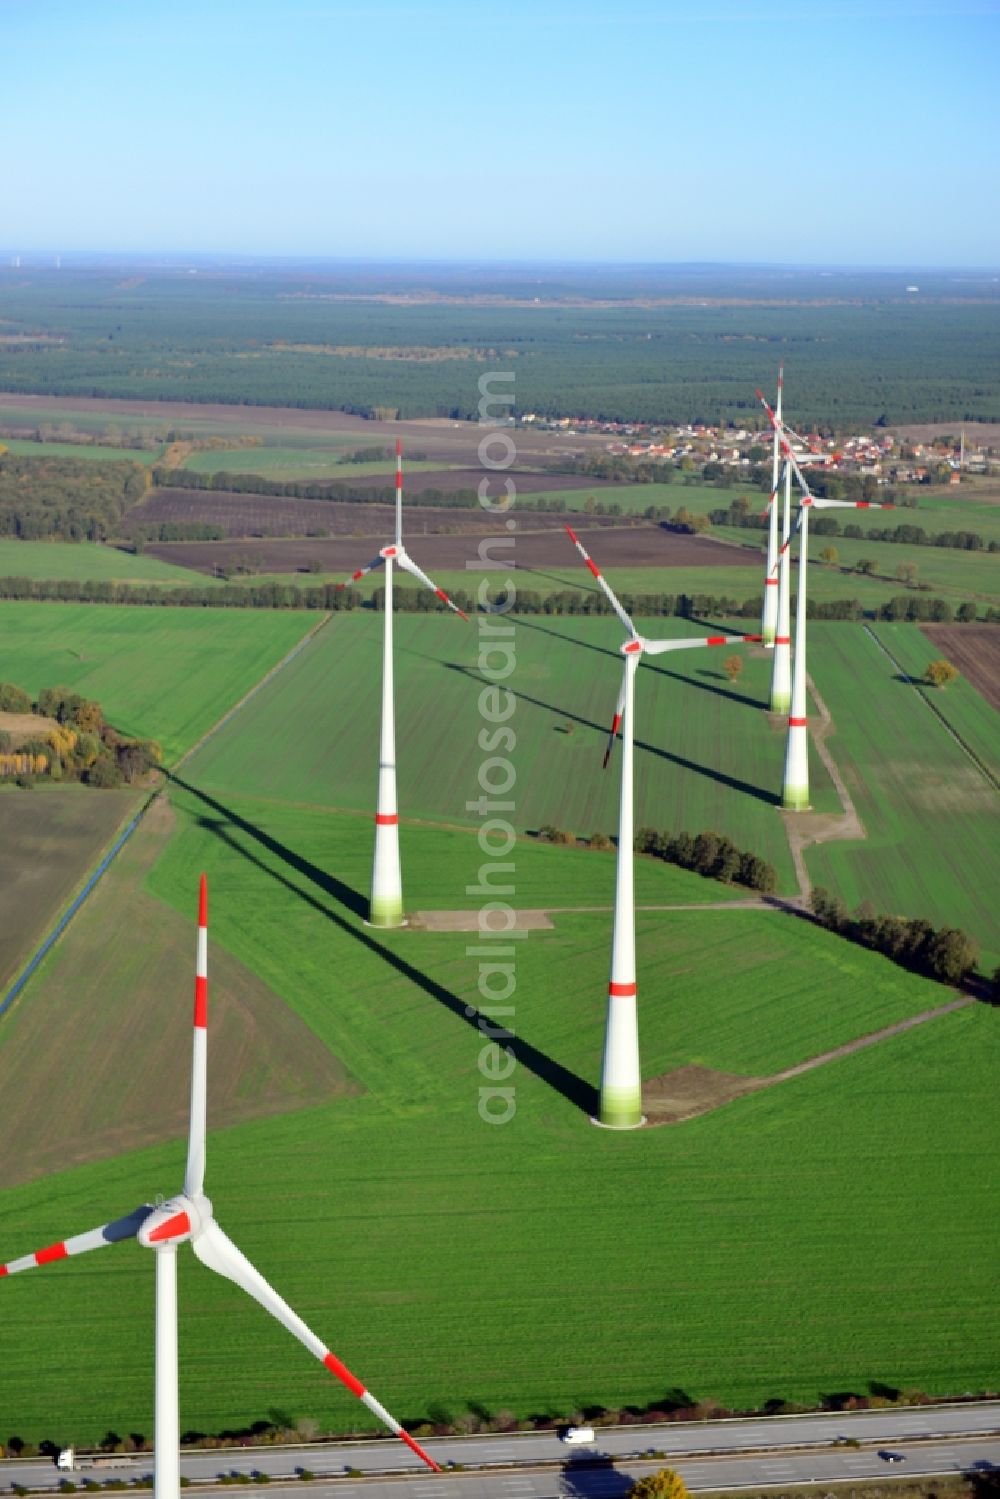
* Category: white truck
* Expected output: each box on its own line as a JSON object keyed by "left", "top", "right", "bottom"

{"left": 56, "top": 1449, "right": 136, "bottom": 1473}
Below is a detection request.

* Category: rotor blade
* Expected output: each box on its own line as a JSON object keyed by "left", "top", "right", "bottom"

{"left": 184, "top": 874, "right": 208, "bottom": 1201}
{"left": 643, "top": 632, "right": 762, "bottom": 656}
{"left": 192, "top": 1220, "right": 439, "bottom": 1471}
{"left": 1, "top": 1207, "right": 153, "bottom": 1277}
{"left": 394, "top": 438, "right": 403, "bottom": 549}
{"left": 395, "top": 549, "right": 469, "bottom": 620}
{"left": 334, "top": 555, "right": 385, "bottom": 591}
{"left": 564, "top": 526, "right": 637, "bottom": 638}
{"left": 603, "top": 667, "right": 627, "bottom": 770}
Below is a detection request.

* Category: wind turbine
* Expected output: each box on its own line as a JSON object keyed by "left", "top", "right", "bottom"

{"left": 761, "top": 364, "right": 784, "bottom": 649}
{"left": 336, "top": 441, "right": 468, "bottom": 927}
{"left": 0, "top": 878, "right": 440, "bottom": 1488}
{"left": 755, "top": 391, "right": 894, "bottom": 811}
{"left": 565, "top": 526, "right": 761, "bottom": 1129}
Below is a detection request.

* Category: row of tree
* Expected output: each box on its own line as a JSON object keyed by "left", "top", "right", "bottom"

{"left": 635, "top": 827, "right": 778, "bottom": 893}
{"left": 0, "top": 572, "right": 996, "bottom": 626}
{"left": 810, "top": 887, "right": 979, "bottom": 984}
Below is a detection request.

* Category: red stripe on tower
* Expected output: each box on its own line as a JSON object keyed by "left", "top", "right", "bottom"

{"left": 775, "top": 635, "right": 791, "bottom": 645}
{"left": 375, "top": 813, "right": 399, "bottom": 826}
{"left": 194, "top": 976, "right": 208, "bottom": 1030}
{"left": 765, "top": 577, "right": 779, "bottom": 585}
{"left": 323, "top": 1351, "right": 365, "bottom": 1399}
{"left": 35, "top": 1243, "right": 68, "bottom": 1266}
{"left": 609, "top": 981, "right": 637, "bottom": 997}
{"left": 789, "top": 716, "right": 808, "bottom": 727}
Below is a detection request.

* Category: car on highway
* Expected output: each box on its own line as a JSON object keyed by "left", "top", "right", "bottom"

{"left": 878, "top": 1450, "right": 906, "bottom": 1463}
{"left": 561, "top": 1426, "right": 596, "bottom": 1445}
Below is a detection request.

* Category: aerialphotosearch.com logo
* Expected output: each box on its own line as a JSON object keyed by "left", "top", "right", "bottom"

{"left": 466, "top": 371, "right": 519, "bottom": 1125}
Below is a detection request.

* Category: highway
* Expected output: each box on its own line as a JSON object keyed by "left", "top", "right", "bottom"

{"left": 3, "top": 1404, "right": 996, "bottom": 1494}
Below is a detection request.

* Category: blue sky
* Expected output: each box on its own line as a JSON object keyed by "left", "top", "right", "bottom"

{"left": 3, "top": 0, "right": 998, "bottom": 265}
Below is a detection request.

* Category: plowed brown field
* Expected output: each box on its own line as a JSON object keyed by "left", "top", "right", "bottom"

{"left": 922, "top": 624, "right": 1000, "bottom": 710}
{"left": 143, "top": 525, "right": 755, "bottom": 577}
{"left": 127, "top": 488, "right": 643, "bottom": 540}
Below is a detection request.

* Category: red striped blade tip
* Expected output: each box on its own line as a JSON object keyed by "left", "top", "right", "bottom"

{"left": 198, "top": 874, "right": 207, "bottom": 928}
{"left": 395, "top": 438, "right": 401, "bottom": 456}
{"left": 564, "top": 524, "right": 580, "bottom": 543}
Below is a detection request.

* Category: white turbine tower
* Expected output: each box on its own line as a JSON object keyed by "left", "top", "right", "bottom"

{"left": 0, "top": 878, "right": 441, "bottom": 1487}
{"left": 770, "top": 454, "right": 794, "bottom": 715}
{"left": 337, "top": 441, "right": 468, "bottom": 927}
{"left": 761, "top": 364, "right": 784, "bottom": 648}
{"left": 566, "top": 526, "right": 762, "bottom": 1129}
{"left": 756, "top": 391, "right": 894, "bottom": 811}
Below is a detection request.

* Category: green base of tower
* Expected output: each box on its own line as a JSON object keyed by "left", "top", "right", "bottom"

{"left": 596, "top": 1087, "right": 644, "bottom": 1130}
{"left": 770, "top": 693, "right": 791, "bottom": 715}
{"left": 367, "top": 895, "right": 405, "bottom": 928}
{"left": 782, "top": 784, "right": 811, "bottom": 812}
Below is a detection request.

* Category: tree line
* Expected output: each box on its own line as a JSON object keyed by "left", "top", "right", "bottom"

{"left": 0, "top": 572, "right": 996, "bottom": 625}
{"left": 810, "top": 887, "right": 979, "bottom": 986}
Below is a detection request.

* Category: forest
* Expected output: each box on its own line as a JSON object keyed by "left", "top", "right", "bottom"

{"left": 0, "top": 266, "right": 998, "bottom": 427}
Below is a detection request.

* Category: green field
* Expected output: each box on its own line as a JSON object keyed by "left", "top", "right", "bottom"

{"left": 804, "top": 624, "right": 1000, "bottom": 967}
{"left": 0, "top": 770, "right": 993, "bottom": 1441}
{"left": 183, "top": 446, "right": 446, "bottom": 479}
{"left": 0, "top": 438, "right": 164, "bottom": 465}
{"left": 0, "top": 603, "right": 321, "bottom": 761}
{"left": 866, "top": 622, "right": 1000, "bottom": 784}
{"left": 0, "top": 539, "right": 210, "bottom": 585}
{"left": 186, "top": 611, "right": 842, "bottom": 893}
{"left": 0, "top": 593, "right": 996, "bottom": 1444}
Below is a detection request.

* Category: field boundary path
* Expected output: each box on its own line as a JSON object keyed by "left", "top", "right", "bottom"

{"left": 864, "top": 623, "right": 1000, "bottom": 794}
{"left": 644, "top": 993, "right": 972, "bottom": 1124}
{"left": 1, "top": 611, "right": 332, "bottom": 1020}
{"left": 780, "top": 672, "right": 866, "bottom": 902}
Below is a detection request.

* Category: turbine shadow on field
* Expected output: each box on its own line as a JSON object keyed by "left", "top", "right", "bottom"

{"left": 441, "top": 664, "right": 776, "bottom": 807}
{"left": 167, "top": 773, "right": 368, "bottom": 919}
{"left": 516, "top": 616, "right": 766, "bottom": 711}
{"left": 171, "top": 784, "right": 597, "bottom": 1116}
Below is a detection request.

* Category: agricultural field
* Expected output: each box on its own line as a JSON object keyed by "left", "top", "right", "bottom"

{"left": 0, "top": 796, "right": 349, "bottom": 1189}
{"left": 182, "top": 447, "right": 448, "bottom": 480}
{"left": 143, "top": 526, "right": 759, "bottom": 579}
{"left": 0, "top": 774, "right": 993, "bottom": 1440}
{"left": 0, "top": 538, "right": 210, "bottom": 584}
{"left": 922, "top": 622, "right": 1000, "bottom": 713}
{"left": 0, "top": 577, "right": 996, "bottom": 1443}
{"left": 0, "top": 438, "right": 165, "bottom": 464}
{"left": 870, "top": 622, "right": 1000, "bottom": 782}
{"left": 0, "top": 786, "right": 138, "bottom": 995}
{"left": 0, "top": 603, "right": 320, "bottom": 762}
{"left": 184, "top": 610, "right": 841, "bottom": 892}
{"left": 803, "top": 624, "right": 1000, "bottom": 968}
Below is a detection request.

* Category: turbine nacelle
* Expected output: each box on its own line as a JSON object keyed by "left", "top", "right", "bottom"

{"left": 138, "top": 1195, "right": 212, "bottom": 1250}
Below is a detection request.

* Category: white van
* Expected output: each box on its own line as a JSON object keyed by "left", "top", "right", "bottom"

{"left": 561, "top": 1426, "right": 596, "bottom": 1445}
